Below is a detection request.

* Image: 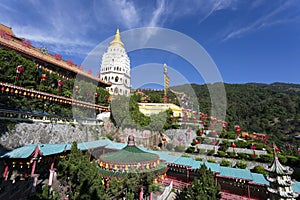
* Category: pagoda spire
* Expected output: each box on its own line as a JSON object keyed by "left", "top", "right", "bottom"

{"left": 265, "top": 144, "right": 299, "bottom": 199}
{"left": 109, "top": 28, "right": 124, "bottom": 47}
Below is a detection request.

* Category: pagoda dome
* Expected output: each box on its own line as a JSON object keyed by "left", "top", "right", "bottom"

{"left": 98, "top": 135, "right": 167, "bottom": 177}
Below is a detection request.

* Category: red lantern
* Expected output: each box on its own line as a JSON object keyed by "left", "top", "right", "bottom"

{"left": 195, "top": 140, "right": 199, "bottom": 144}
{"left": 232, "top": 143, "right": 236, "bottom": 148}
{"left": 41, "top": 74, "right": 47, "bottom": 86}
{"left": 16, "top": 65, "right": 25, "bottom": 80}
{"left": 1, "top": 87, "right": 5, "bottom": 92}
{"left": 235, "top": 125, "right": 241, "bottom": 136}
{"left": 162, "top": 137, "right": 166, "bottom": 142}
{"left": 58, "top": 80, "right": 64, "bottom": 92}
{"left": 94, "top": 93, "right": 99, "bottom": 97}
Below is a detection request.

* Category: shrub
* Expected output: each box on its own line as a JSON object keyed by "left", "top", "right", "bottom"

{"left": 259, "top": 154, "right": 274, "bottom": 163}
{"left": 217, "top": 151, "right": 226, "bottom": 157}
{"left": 236, "top": 161, "right": 247, "bottom": 169}
{"left": 251, "top": 165, "right": 268, "bottom": 175}
{"left": 227, "top": 151, "right": 236, "bottom": 158}
{"left": 207, "top": 159, "right": 216, "bottom": 163}
{"left": 186, "top": 146, "right": 196, "bottom": 153}
{"left": 207, "top": 150, "right": 215, "bottom": 156}
{"left": 220, "top": 159, "right": 231, "bottom": 167}
{"left": 198, "top": 148, "right": 206, "bottom": 154}
{"left": 195, "top": 157, "right": 203, "bottom": 161}
{"left": 237, "top": 152, "right": 248, "bottom": 160}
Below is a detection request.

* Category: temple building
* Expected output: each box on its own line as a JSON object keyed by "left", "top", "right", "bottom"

{"left": 98, "top": 135, "right": 167, "bottom": 179}
{"left": 265, "top": 147, "right": 299, "bottom": 200}
{"left": 100, "top": 29, "right": 131, "bottom": 96}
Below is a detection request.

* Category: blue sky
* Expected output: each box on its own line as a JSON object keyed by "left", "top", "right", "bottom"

{"left": 0, "top": 0, "right": 300, "bottom": 86}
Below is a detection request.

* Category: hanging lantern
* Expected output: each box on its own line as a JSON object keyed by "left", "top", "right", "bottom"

{"left": 94, "top": 93, "right": 99, "bottom": 97}
{"left": 75, "top": 86, "right": 80, "bottom": 92}
{"left": 194, "top": 139, "right": 199, "bottom": 145}
{"left": 1, "top": 87, "right": 5, "bottom": 92}
{"left": 15, "top": 90, "right": 18, "bottom": 94}
{"left": 10, "top": 89, "right": 14, "bottom": 93}
{"left": 16, "top": 65, "right": 25, "bottom": 80}
{"left": 57, "top": 80, "right": 64, "bottom": 92}
{"left": 5, "top": 88, "right": 9, "bottom": 92}
{"left": 41, "top": 74, "right": 47, "bottom": 86}
{"left": 162, "top": 137, "right": 166, "bottom": 142}
{"left": 232, "top": 143, "right": 236, "bottom": 148}
{"left": 235, "top": 125, "right": 241, "bottom": 136}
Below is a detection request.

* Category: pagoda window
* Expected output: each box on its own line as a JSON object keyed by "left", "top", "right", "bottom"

{"left": 114, "top": 87, "right": 118, "bottom": 94}
{"left": 104, "top": 76, "right": 107, "bottom": 81}
{"left": 117, "top": 67, "right": 119, "bottom": 71}
{"left": 115, "top": 76, "right": 119, "bottom": 82}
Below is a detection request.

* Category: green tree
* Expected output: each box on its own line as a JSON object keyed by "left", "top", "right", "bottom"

{"left": 57, "top": 142, "right": 107, "bottom": 199}
{"left": 178, "top": 165, "right": 220, "bottom": 200}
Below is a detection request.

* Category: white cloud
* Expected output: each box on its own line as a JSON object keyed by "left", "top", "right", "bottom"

{"left": 222, "top": 0, "right": 296, "bottom": 41}
{"left": 147, "top": 0, "right": 166, "bottom": 27}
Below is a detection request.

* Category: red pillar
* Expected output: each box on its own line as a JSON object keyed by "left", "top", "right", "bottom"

{"left": 247, "top": 183, "right": 251, "bottom": 199}
{"left": 48, "top": 161, "right": 55, "bottom": 186}
{"left": 3, "top": 164, "right": 8, "bottom": 180}
{"left": 31, "top": 146, "right": 40, "bottom": 176}
{"left": 139, "top": 187, "right": 143, "bottom": 200}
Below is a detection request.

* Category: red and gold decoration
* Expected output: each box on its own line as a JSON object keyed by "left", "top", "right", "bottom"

{"left": 16, "top": 65, "right": 25, "bottom": 80}
{"left": 57, "top": 80, "right": 64, "bottom": 92}
{"left": 41, "top": 74, "right": 47, "bottom": 86}
{"left": 0, "top": 82, "right": 109, "bottom": 112}
{"left": 235, "top": 125, "right": 241, "bottom": 137}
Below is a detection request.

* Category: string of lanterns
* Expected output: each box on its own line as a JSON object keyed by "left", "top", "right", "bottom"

{"left": 0, "top": 82, "right": 109, "bottom": 111}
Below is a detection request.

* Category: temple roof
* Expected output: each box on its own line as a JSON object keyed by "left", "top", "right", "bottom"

{"left": 100, "top": 135, "right": 158, "bottom": 164}
{"left": 109, "top": 29, "right": 124, "bottom": 48}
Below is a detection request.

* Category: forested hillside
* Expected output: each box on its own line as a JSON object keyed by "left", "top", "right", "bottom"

{"left": 171, "top": 83, "right": 300, "bottom": 144}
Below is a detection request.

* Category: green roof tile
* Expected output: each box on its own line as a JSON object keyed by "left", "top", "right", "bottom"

{"left": 100, "top": 145, "right": 158, "bottom": 164}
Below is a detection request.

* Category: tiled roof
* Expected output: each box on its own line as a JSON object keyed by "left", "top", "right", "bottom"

{"left": 100, "top": 145, "right": 158, "bottom": 163}
{"left": 219, "top": 166, "right": 253, "bottom": 180}
{"left": 205, "top": 162, "right": 221, "bottom": 173}
{"left": 0, "top": 144, "right": 36, "bottom": 158}
{"left": 39, "top": 144, "right": 69, "bottom": 156}
{"left": 250, "top": 173, "right": 269, "bottom": 186}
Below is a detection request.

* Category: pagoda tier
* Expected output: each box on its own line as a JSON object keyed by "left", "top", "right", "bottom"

{"left": 265, "top": 146, "right": 299, "bottom": 200}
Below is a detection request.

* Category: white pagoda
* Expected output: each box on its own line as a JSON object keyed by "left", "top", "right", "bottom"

{"left": 100, "top": 29, "right": 130, "bottom": 96}
{"left": 265, "top": 146, "right": 299, "bottom": 200}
